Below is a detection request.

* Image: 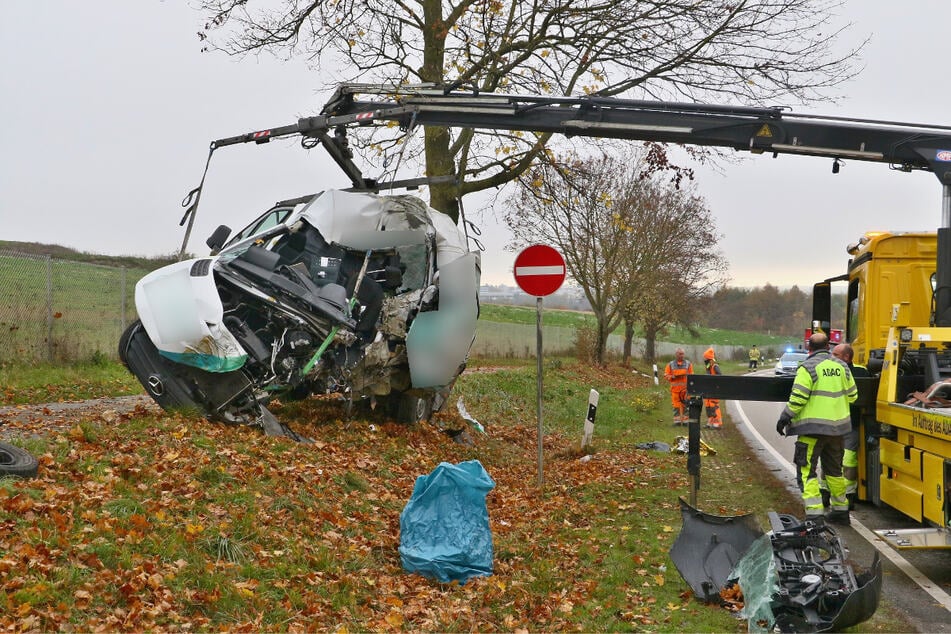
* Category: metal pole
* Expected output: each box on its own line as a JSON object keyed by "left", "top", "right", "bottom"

{"left": 536, "top": 296, "right": 544, "bottom": 488}
{"left": 687, "top": 397, "right": 703, "bottom": 507}
{"left": 45, "top": 255, "right": 53, "bottom": 362}
{"left": 120, "top": 267, "right": 127, "bottom": 332}
{"left": 942, "top": 183, "right": 951, "bottom": 228}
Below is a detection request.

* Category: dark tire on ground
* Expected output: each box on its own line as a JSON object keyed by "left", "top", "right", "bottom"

{"left": 0, "top": 442, "right": 39, "bottom": 479}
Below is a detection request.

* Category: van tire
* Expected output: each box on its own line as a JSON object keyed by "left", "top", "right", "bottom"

{"left": 0, "top": 442, "right": 39, "bottom": 479}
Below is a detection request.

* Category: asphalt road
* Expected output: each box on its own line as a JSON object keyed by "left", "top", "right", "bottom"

{"left": 727, "top": 390, "right": 951, "bottom": 632}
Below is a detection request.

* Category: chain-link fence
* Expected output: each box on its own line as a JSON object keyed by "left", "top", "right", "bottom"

{"left": 0, "top": 250, "right": 150, "bottom": 363}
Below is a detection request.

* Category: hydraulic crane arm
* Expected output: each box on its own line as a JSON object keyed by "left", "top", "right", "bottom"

{"left": 188, "top": 83, "right": 951, "bottom": 404}
{"left": 215, "top": 83, "right": 951, "bottom": 187}
{"left": 324, "top": 84, "right": 951, "bottom": 182}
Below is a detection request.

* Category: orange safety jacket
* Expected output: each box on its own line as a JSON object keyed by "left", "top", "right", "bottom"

{"left": 703, "top": 358, "right": 721, "bottom": 407}
{"left": 665, "top": 359, "right": 693, "bottom": 389}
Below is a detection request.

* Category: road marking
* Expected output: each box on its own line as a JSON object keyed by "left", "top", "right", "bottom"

{"left": 733, "top": 400, "right": 951, "bottom": 613}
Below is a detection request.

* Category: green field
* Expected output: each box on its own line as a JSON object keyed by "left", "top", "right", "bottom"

{"left": 480, "top": 303, "right": 794, "bottom": 348}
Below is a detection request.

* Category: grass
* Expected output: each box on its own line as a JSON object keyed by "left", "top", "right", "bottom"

{"left": 0, "top": 358, "right": 913, "bottom": 632}
{"left": 0, "top": 358, "right": 142, "bottom": 405}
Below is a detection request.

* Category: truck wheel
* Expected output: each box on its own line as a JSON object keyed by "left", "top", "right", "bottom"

{"left": 0, "top": 442, "right": 39, "bottom": 479}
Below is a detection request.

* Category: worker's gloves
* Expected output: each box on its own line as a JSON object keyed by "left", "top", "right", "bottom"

{"left": 776, "top": 412, "right": 793, "bottom": 437}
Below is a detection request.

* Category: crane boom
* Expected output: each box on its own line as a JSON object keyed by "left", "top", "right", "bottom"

{"left": 214, "top": 83, "right": 951, "bottom": 187}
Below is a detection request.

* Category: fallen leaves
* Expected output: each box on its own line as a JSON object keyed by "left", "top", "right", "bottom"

{"left": 0, "top": 362, "right": 724, "bottom": 632}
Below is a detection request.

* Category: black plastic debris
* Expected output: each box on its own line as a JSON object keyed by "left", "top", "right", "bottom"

{"left": 635, "top": 441, "right": 671, "bottom": 452}
{"left": 670, "top": 499, "right": 883, "bottom": 633}
{"left": 669, "top": 497, "right": 764, "bottom": 603}
{"left": 743, "top": 512, "right": 882, "bottom": 633}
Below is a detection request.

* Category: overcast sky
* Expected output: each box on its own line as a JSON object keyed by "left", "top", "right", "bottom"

{"left": 3, "top": 1, "right": 949, "bottom": 289}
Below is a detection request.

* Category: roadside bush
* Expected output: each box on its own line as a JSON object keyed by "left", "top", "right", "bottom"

{"left": 572, "top": 324, "right": 598, "bottom": 363}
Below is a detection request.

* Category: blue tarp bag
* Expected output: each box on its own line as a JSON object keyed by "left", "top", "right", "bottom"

{"left": 399, "top": 459, "right": 496, "bottom": 584}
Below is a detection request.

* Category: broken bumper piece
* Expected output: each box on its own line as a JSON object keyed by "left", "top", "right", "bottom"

{"left": 669, "top": 499, "right": 882, "bottom": 632}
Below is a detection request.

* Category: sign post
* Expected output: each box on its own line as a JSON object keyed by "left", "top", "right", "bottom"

{"left": 513, "top": 245, "right": 566, "bottom": 487}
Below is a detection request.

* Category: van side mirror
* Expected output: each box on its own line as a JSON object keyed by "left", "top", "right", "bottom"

{"left": 206, "top": 225, "right": 232, "bottom": 254}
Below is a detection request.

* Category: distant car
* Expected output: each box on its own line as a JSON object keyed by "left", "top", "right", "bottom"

{"left": 775, "top": 351, "right": 808, "bottom": 376}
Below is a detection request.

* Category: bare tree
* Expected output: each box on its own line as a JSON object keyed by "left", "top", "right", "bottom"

{"left": 616, "top": 172, "right": 728, "bottom": 364}
{"left": 622, "top": 217, "right": 729, "bottom": 365}
{"left": 505, "top": 151, "right": 724, "bottom": 364}
{"left": 505, "top": 153, "right": 634, "bottom": 363}
{"left": 196, "top": 0, "right": 864, "bottom": 220}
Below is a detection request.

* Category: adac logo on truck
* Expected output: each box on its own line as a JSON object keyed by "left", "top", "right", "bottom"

{"left": 935, "top": 150, "right": 951, "bottom": 162}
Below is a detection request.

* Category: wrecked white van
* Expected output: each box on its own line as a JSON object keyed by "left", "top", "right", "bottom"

{"left": 119, "top": 189, "right": 480, "bottom": 440}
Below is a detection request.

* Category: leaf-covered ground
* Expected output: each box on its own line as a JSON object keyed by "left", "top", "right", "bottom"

{"left": 0, "top": 362, "right": 909, "bottom": 632}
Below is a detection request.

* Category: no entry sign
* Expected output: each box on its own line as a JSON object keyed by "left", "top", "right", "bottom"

{"left": 514, "top": 245, "right": 566, "bottom": 296}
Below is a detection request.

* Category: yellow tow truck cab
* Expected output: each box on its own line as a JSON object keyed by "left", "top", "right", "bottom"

{"left": 831, "top": 231, "right": 951, "bottom": 545}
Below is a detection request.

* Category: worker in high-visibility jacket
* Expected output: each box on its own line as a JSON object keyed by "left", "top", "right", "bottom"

{"left": 664, "top": 348, "right": 693, "bottom": 425}
{"left": 702, "top": 347, "right": 723, "bottom": 428}
{"left": 748, "top": 345, "right": 761, "bottom": 371}
{"left": 829, "top": 342, "right": 869, "bottom": 509}
{"left": 776, "top": 333, "right": 857, "bottom": 525}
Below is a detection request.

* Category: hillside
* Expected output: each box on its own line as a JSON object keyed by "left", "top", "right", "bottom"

{"left": 0, "top": 240, "right": 179, "bottom": 271}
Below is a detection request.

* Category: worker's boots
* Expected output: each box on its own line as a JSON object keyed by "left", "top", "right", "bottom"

{"left": 827, "top": 510, "right": 851, "bottom": 526}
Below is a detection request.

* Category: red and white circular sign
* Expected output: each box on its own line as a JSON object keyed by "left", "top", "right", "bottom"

{"left": 514, "top": 245, "right": 566, "bottom": 297}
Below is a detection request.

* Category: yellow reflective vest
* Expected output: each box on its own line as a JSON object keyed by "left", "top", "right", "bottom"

{"left": 782, "top": 350, "right": 857, "bottom": 436}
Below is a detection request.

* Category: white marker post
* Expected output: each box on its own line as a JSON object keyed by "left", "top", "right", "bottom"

{"left": 513, "top": 245, "right": 567, "bottom": 488}
{"left": 581, "top": 389, "right": 599, "bottom": 450}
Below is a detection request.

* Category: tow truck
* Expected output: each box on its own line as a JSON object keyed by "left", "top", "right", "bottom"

{"left": 184, "top": 83, "right": 951, "bottom": 542}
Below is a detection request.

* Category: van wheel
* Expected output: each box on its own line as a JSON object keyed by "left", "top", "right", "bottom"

{"left": 391, "top": 393, "right": 433, "bottom": 423}
{"left": 0, "top": 442, "right": 39, "bottom": 479}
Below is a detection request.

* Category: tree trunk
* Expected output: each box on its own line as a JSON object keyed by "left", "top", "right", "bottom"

{"left": 419, "top": 0, "right": 459, "bottom": 221}
{"left": 622, "top": 321, "right": 634, "bottom": 367}
{"left": 595, "top": 321, "right": 609, "bottom": 366}
{"left": 643, "top": 326, "right": 658, "bottom": 364}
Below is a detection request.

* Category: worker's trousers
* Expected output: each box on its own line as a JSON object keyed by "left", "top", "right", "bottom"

{"left": 703, "top": 398, "right": 721, "bottom": 427}
{"left": 842, "top": 428, "right": 859, "bottom": 495}
{"left": 670, "top": 386, "right": 688, "bottom": 423}
{"left": 794, "top": 435, "right": 848, "bottom": 516}
{"left": 818, "top": 427, "right": 859, "bottom": 496}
